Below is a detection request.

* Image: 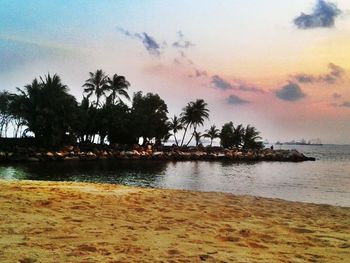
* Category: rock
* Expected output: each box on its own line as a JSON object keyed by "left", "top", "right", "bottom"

{"left": 85, "top": 152, "right": 97, "bottom": 160}
{"left": 338, "top": 243, "right": 350, "bottom": 249}
{"left": 55, "top": 152, "right": 66, "bottom": 159}
{"left": 124, "top": 151, "right": 134, "bottom": 158}
{"left": 64, "top": 156, "right": 80, "bottom": 161}
{"left": 66, "top": 146, "right": 74, "bottom": 151}
{"left": 0, "top": 152, "right": 6, "bottom": 161}
{"left": 199, "top": 254, "right": 211, "bottom": 261}
{"left": 46, "top": 152, "right": 54, "bottom": 159}
{"left": 27, "top": 157, "right": 40, "bottom": 162}
{"left": 19, "top": 257, "right": 37, "bottom": 263}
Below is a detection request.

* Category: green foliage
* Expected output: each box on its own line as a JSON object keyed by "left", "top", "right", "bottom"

{"left": 131, "top": 91, "right": 170, "bottom": 145}
{"left": 220, "top": 122, "right": 263, "bottom": 150}
{"left": 220, "top": 122, "right": 235, "bottom": 148}
{"left": 0, "top": 91, "right": 11, "bottom": 137}
{"left": 106, "top": 103, "right": 136, "bottom": 145}
{"left": 83, "top": 69, "right": 108, "bottom": 108}
{"left": 194, "top": 131, "right": 203, "bottom": 146}
{"left": 14, "top": 74, "right": 79, "bottom": 146}
{"left": 106, "top": 74, "right": 130, "bottom": 105}
{"left": 169, "top": 115, "right": 183, "bottom": 146}
{"left": 242, "top": 125, "right": 263, "bottom": 150}
{"left": 204, "top": 125, "right": 220, "bottom": 146}
{"left": 180, "top": 99, "right": 209, "bottom": 146}
{"left": 1, "top": 69, "right": 265, "bottom": 149}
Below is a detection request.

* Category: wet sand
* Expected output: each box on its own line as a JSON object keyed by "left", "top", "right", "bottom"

{"left": 0, "top": 180, "right": 349, "bottom": 263}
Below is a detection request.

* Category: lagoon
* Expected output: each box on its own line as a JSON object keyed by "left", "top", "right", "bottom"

{"left": 1, "top": 145, "right": 349, "bottom": 207}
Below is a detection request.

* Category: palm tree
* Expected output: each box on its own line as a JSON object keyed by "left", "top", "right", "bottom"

{"left": 0, "top": 91, "right": 11, "bottom": 137}
{"left": 233, "top": 124, "right": 245, "bottom": 148}
{"left": 169, "top": 115, "right": 183, "bottom": 146}
{"left": 194, "top": 131, "right": 203, "bottom": 147}
{"left": 83, "top": 69, "right": 108, "bottom": 108}
{"left": 16, "top": 74, "right": 78, "bottom": 146}
{"left": 106, "top": 74, "right": 130, "bottom": 105}
{"left": 180, "top": 99, "right": 209, "bottom": 146}
{"left": 242, "top": 124, "right": 263, "bottom": 150}
{"left": 204, "top": 125, "right": 220, "bottom": 147}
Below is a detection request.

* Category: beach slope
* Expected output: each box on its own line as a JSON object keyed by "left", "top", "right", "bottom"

{"left": 0, "top": 180, "right": 349, "bottom": 262}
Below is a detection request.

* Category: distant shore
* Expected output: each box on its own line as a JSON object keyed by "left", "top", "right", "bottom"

{"left": 0, "top": 180, "right": 349, "bottom": 262}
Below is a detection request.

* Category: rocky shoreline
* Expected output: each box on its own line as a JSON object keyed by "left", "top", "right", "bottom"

{"left": 0, "top": 145, "right": 316, "bottom": 162}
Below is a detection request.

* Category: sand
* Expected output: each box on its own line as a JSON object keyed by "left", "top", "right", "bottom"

{"left": 0, "top": 180, "right": 349, "bottom": 263}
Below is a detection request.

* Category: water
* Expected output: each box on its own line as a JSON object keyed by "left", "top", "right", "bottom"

{"left": 0, "top": 145, "right": 349, "bottom": 207}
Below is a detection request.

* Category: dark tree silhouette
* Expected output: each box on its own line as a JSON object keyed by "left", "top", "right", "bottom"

{"left": 194, "top": 131, "right": 203, "bottom": 147}
{"left": 83, "top": 69, "right": 108, "bottom": 108}
{"left": 0, "top": 91, "right": 12, "bottom": 137}
{"left": 106, "top": 74, "right": 130, "bottom": 105}
{"left": 131, "top": 92, "right": 170, "bottom": 145}
{"left": 1, "top": 71, "right": 265, "bottom": 150}
{"left": 180, "top": 99, "right": 209, "bottom": 146}
{"left": 220, "top": 122, "right": 263, "bottom": 150}
{"left": 242, "top": 124, "right": 263, "bottom": 150}
{"left": 232, "top": 124, "right": 245, "bottom": 148}
{"left": 169, "top": 115, "right": 183, "bottom": 146}
{"left": 220, "top": 122, "right": 235, "bottom": 148}
{"left": 204, "top": 125, "right": 220, "bottom": 147}
{"left": 15, "top": 74, "right": 79, "bottom": 146}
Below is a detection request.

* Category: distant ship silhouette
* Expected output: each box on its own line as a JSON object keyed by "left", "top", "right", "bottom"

{"left": 276, "top": 138, "right": 323, "bottom": 146}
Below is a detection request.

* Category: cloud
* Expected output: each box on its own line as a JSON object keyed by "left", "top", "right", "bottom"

{"left": 195, "top": 69, "right": 207, "bottom": 77}
{"left": 332, "top": 92, "right": 342, "bottom": 99}
{"left": 211, "top": 75, "right": 265, "bottom": 93}
{"left": 341, "top": 101, "right": 350, "bottom": 108}
{"left": 237, "top": 83, "right": 265, "bottom": 93}
{"left": 211, "top": 75, "right": 233, "bottom": 90}
{"left": 293, "top": 0, "right": 341, "bottom": 29}
{"left": 178, "top": 50, "right": 194, "bottom": 64}
{"left": 116, "top": 27, "right": 138, "bottom": 38}
{"left": 172, "top": 31, "right": 194, "bottom": 49}
{"left": 117, "top": 27, "right": 162, "bottom": 56}
{"left": 141, "top": 33, "right": 161, "bottom": 56}
{"left": 275, "top": 82, "right": 306, "bottom": 101}
{"left": 292, "top": 63, "right": 345, "bottom": 85}
{"left": 226, "top": 95, "right": 250, "bottom": 105}
{"left": 293, "top": 74, "right": 317, "bottom": 84}
{"left": 329, "top": 63, "right": 344, "bottom": 77}
{"left": 330, "top": 100, "right": 350, "bottom": 108}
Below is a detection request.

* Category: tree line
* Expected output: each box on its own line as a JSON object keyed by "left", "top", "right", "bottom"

{"left": 0, "top": 70, "right": 263, "bottom": 149}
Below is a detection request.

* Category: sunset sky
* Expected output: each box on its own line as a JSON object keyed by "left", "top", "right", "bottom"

{"left": 1, "top": 0, "right": 350, "bottom": 144}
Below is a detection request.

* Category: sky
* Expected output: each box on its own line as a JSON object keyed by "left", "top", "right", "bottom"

{"left": 1, "top": 0, "right": 350, "bottom": 144}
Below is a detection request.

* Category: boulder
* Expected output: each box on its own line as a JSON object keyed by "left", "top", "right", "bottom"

{"left": 46, "top": 152, "right": 54, "bottom": 157}
{"left": 64, "top": 156, "right": 80, "bottom": 161}
{"left": 27, "top": 157, "right": 40, "bottom": 162}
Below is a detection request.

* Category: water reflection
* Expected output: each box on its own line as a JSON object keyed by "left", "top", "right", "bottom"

{"left": 0, "top": 145, "right": 350, "bottom": 207}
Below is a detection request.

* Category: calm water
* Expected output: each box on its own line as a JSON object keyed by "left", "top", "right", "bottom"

{"left": 0, "top": 145, "right": 349, "bottom": 207}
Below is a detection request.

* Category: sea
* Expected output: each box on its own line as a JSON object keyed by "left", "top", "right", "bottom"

{"left": 0, "top": 144, "right": 349, "bottom": 207}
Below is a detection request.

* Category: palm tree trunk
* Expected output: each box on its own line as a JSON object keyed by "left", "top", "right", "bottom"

{"left": 186, "top": 125, "right": 196, "bottom": 147}
{"left": 210, "top": 138, "right": 213, "bottom": 147}
{"left": 186, "top": 133, "right": 194, "bottom": 146}
{"left": 180, "top": 123, "right": 190, "bottom": 146}
{"left": 96, "top": 96, "right": 100, "bottom": 108}
{"left": 173, "top": 134, "right": 179, "bottom": 146}
{"left": 14, "top": 123, "right": 20, "bottom": 138}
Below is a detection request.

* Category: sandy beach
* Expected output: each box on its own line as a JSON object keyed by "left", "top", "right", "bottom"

{"left": 0, "top": 180, "right": 349, "bottom": 263}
